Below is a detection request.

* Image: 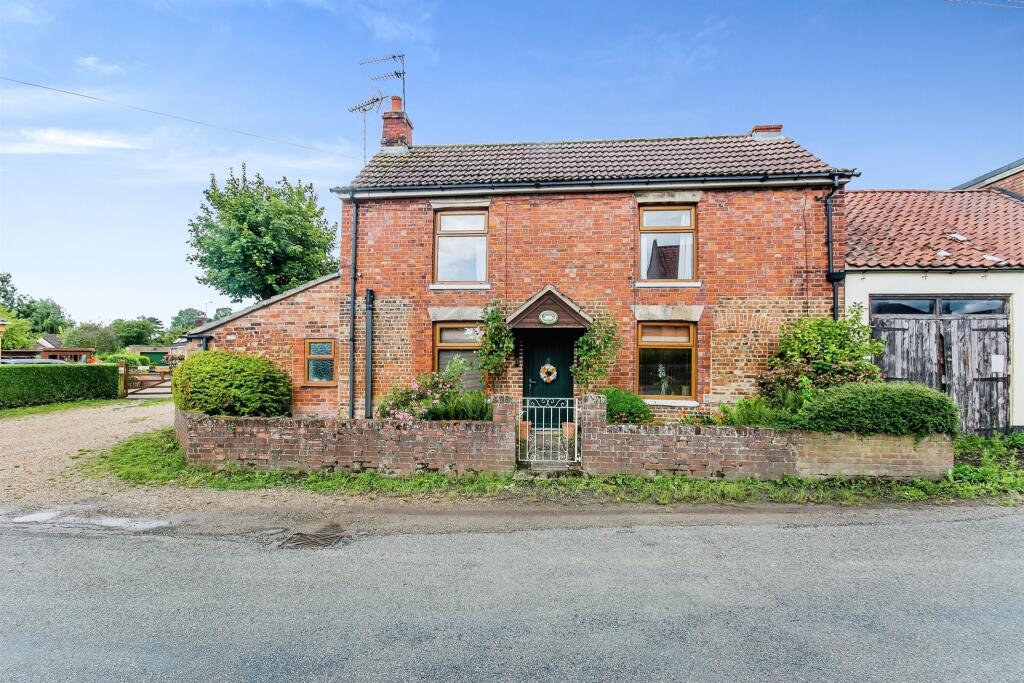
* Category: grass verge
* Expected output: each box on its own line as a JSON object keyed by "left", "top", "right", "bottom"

{"left": 83, "top": 428, "right": 1024, "bottom": 505}
{"left": 0, "top": 397, "right": 171, "bottom": 420}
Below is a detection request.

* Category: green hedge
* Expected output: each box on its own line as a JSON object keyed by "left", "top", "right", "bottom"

{"left": 172, "top": 350, "right": 292, "bottom": 417}
{"left": 0, "top": 364, "right": 119, "bottom": 409}
{"left": 795, "top": 382, "right": 960, "bottom": 436}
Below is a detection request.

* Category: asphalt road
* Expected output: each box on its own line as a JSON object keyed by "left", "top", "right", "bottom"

{"left": 2, "top": 509, "right": 1023, "bottom": 682}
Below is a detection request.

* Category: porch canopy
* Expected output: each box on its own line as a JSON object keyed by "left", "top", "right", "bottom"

{"left": 505, "top": 285, "right": 593, "bottom": 330}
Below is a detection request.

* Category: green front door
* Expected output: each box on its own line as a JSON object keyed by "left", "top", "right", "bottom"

{"left": 523, "top": 332, "right": 575, "bottom": 399}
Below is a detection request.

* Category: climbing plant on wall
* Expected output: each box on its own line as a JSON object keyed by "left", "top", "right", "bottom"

{"left": 570, "top": 315, "right": 622, "bottom": 390}
{"left": 476, "top": 299, "right": 514, "bottom": 391}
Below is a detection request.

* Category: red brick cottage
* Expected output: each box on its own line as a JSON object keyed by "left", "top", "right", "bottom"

{"left": 187, "top": 97, "right": 856, "bottom": 419}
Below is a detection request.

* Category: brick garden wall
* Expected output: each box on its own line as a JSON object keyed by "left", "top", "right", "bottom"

{"left": 175, "top": 394, "right": 952, "bottom": 481}
{"left": 174, "top": 394, "right": 517, "bottom": 476}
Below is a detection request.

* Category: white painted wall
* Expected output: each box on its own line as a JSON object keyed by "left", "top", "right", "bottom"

{"left": 845, "top": 270, "right": 1023, "bottom": 427}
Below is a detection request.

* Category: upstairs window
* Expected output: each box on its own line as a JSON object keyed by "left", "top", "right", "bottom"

{"left": 639, "top": 207, "right": 696, "bottom": 281}
{"left": 304, "top": 339, "right": 336, "bottom": 385}
{"left": 637, "top": 323, "right": 696, "bottom": 399}
{"left": 433, "top": 323, "right": 484, "bottom": 391}
{"left": 435, "top": 211, "right": 487, "bottom": 283}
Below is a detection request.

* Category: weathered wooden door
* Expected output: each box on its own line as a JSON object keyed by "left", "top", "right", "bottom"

{"left": 871, "top": 297, "right": 1010, "bottom": 433}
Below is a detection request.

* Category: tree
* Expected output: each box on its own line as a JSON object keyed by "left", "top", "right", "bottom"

{"left": 110, "top": 317, "right": 159, "bottom": 347}
{"left": 170, "top": 308, "right": 206, "bottom": 330}
{"left": 213, "top": 306, "right": 233, "bottom": 320}
{"left": 0, "top": 307, "right": 35, "bottom": 350}
{"left": 17, "top": 297, "right": 74, "bottom": 334}
{"left": 61, "top": 323, "right": 119, "bottom": 354}
{"left": 0, "top": 273, "right": 23, "bottom": 310}
{"left": 187, "top": 166, "right": 338, "bottom": 302}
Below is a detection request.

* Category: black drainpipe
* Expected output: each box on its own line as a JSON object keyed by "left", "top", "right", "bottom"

{"left": 823, "top": 174, "right": 845, "bottom": 320}
{"left": 364, "top": 288, "right": 375, "bottom": 418}
{"left": 347, "top": 190, "right": 359, "bottom": 418}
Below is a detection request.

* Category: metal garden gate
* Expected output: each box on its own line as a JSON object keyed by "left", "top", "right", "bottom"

{"left": 517, "top": 397, "right": 580, "bottom": 463}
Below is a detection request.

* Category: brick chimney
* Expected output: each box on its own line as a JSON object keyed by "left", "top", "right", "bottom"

{"left": 751, "top": 124, "right": 783, "bottom": 139}
{"left": 193, "top": 314, "right": 207, "bottom": 328}
{"left": 381, "top": 95, "right": 413, "bottom": 153}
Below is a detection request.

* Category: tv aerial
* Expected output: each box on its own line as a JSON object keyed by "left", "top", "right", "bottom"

{"left": 359, "top": 53, "right": 406, "bottom": 108}
{"left": 346, "top": 89, "right": 385, "bottom": 163}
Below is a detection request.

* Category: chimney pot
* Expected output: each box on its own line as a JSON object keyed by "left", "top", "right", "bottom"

{"left": 390, "top": 95, "right": 403, "bottom": 112}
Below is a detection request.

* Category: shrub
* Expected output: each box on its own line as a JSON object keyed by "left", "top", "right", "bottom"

{"left": 572, "top": 315, "right": 622, "bottom": 391}
{"left": 377, "top": 359, "right": 475, "bottom": 421}
{"left": 602, "top": 387, "right": 653, "bottom": 424}
{"left": 793, "top": 382, "right": 959, "bottom": 436}
{"left": 758, "top": 304, "right": 884, "bottom": 401}
{"left": 716, "top": 397, "right": 799, "bottom": 429}
{"left": 98, "top": 352, "right": 150, "bottom": 367}
{"left": 0, "top": 364, "right": 118, "bottom": 408}
{"left": 476, "top": 300, "right": 513, "bottom": 390}
{"left": 424, "top": 391, "right": 494, "bottom": 421}
{"left": 171, "top": 350, "right": 291, "bottom": 417}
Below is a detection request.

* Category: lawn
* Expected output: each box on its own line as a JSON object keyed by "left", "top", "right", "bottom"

{"left": 0, "top": 397, "right": 172, "bottom": 420}
{"left": 83, "top": 428, "right": 1024, "bottom": 505}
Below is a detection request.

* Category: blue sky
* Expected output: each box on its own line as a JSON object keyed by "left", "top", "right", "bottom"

{"left": 1, "top": 0, "right": 1022, "bottom": 327}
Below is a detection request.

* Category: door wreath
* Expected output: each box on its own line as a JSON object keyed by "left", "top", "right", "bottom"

{"left": 539, "top": 363, "right": 558, "bottom": 383}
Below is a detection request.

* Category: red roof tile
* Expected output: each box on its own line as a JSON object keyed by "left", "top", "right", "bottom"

{"left": 352, "top": 133, "right": 849, "bottom": 189}
{"left": 846, "top": 190, "right": 1024, "bottom": 269}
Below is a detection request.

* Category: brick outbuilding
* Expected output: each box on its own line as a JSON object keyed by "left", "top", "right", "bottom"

{"left": 188, "top": 97, "right": 856, "bottom": 419}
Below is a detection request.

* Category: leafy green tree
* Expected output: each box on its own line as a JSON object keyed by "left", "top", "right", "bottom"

{"left": 17, "top": 298, "right": 73, "bottom": 334}
{"left": 61, "top": 323, "right": 120, "bottom": 354}
{"left": 187, "top": 166, "right": 338, "bottom": 302}
{"left": 0, "top": 273, "right": 24, "bottom": 310}
{"left": 110, "top": 317, "right": 159, "bottom": 347}
{"left": 170, "top": 307, "right": 205, "bottom": 330}
{"left": 0, "top": 307, "right": 35, "bottom": 349}
{"left": 213, "top": 306, "right": 233, "bottom": 320}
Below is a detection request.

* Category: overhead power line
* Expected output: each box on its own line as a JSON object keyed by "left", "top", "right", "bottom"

{"left": 1, "top": 76, "right": 362, "bottom": 159}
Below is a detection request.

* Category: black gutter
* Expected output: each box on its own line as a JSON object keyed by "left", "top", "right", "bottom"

{"left": 364, "top": 289, "right": 375, "bottom": 418}
{"left": 347, "top": 190, "right": 359, "bottom": 419}
{"left": 331, "top": 170, "right": 859, "bottom": 198}
{"left": 822, "top": 174, "right": 845, "bottom": 320}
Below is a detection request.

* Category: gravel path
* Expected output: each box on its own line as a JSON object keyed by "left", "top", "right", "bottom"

{"left": 0, "top": 401, "right": 174, "bottom": 507}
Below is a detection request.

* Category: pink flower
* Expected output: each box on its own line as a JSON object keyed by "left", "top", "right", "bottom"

{"left": 411, "top": 381, "right": 420, "bottom": 391}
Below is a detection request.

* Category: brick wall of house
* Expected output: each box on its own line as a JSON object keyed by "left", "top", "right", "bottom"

{"left": 988, "top": 167, "right": 1024, "bottom": 196}
{"left": 340, "top": 188, "right": 842, "bottom": 417}
{"left": 175, "top": 394, "right": 517, "bottom": 475}
{"left": 185, "top": 276, "right": 342, "bottom": 416}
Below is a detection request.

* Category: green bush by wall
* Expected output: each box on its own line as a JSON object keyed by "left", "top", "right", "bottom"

{"left": 0, "top": 364, "right": 119, "bottom": 408}
{"left": 172, "top": 350, "right": 292, "bottom": 417}
{"left": 795, "top": 382, "right": 960, "bottom": 436}
{"left": 602, "top": 387, "right": 653, "bottom": 424}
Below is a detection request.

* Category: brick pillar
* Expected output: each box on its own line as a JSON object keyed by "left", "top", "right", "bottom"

{"left": 579, "top": 393, "right": 607, "bottom": 464}
{"left": 491, "top": 393, "right": 517, "bottom": 426}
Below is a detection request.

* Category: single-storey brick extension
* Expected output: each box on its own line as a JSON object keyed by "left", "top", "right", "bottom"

{"left": 187, "top": 97, "right": 857, "bottom": 419}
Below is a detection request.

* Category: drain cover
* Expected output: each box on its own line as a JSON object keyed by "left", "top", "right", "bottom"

{"left": 279, "top": 531, "right": 347, "bottom": 550}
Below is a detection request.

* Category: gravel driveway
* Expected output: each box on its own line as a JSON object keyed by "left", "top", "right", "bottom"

{"left": 0, "top": 401, "right": 175, "bottom": 508}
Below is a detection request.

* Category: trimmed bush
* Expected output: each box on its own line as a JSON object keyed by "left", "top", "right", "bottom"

{"left": 716, "top": 397, "right": 798, "bottom": 429}
{"left": 98, "top": 352, "right": 150, "bottom": 367}
{"left": 0, "top": 364, "right": 118, "bottom": 408}
{"left": 602, "top": 387, "right": 653, "bottom": 424}
{"left": 172, "top": 350, "right": 292, "bottom": 417}
{"left": 794, "top": 382, "right": 959, "bottom": 436}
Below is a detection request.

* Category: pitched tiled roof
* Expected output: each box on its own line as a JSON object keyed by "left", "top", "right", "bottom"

{"left": 846, "top": 189, "right": 1024, "bottom": 269}
{"left": 352, "top": 134, "right": 848, "bottom": 189}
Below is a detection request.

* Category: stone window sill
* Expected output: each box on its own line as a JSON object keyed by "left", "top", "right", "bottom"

{"left": 635, "top": 281, "right": 702, "bottom": 289}
{"left": 429, "top": 283, "right": 492, "bottom": 291}
{"left": 643, "top": 399, "right": 700, "bottom": 407}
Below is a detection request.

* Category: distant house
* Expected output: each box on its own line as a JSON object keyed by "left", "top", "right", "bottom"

{"left": 845, "top": 178, "right": 1023, "bottom": 433}
{"left": 3, "top": 335, "right": 95, "bottom": 363}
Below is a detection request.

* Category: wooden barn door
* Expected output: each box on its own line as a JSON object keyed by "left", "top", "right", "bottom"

{"left": 871, "top": 296, "right": 1010, "bottom": 434}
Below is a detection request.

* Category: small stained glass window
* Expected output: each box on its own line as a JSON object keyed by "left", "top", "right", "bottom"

{"left": 304, "top": 338, "right": 336, "bottom": 384}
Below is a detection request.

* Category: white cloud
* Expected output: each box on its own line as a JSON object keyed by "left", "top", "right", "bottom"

{"left": 0, "top": 1, "right": 49, "bottom": 24}
{"left": 75, "top": 56, "right": 127, "bottom": 76}
{"left": 0, "top": 128, "right": 147, "bottom": 154}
